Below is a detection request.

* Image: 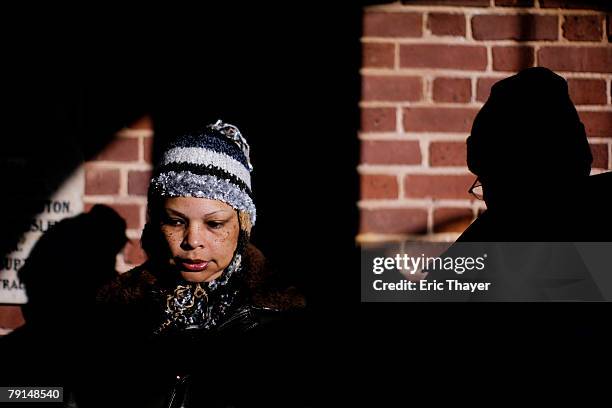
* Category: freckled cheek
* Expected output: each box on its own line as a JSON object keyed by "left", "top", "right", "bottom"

{"left": 212, "top": 226, "right": 239, "bottom": 264}
{"left": 211, "top": 232, "right": 231, "bottom": 253}
{"left": 162, "top": 230, "right": 182, "bottom": 255}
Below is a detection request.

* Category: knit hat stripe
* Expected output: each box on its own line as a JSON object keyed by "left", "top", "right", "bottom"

{"left": 169, "top": 134, "right": 249, "bottom": 168}
{"left": 150, "top": 171, "right": 256, "bottom": 225}
{"left": 162, "top": 147, "right": 251, "bottom": 189}
{"left": 155, "top": 161, "right": 252, "bottom": 197}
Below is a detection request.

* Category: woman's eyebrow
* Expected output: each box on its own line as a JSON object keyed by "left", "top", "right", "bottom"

{"left": 203, "top": 210, "right": 231, "bottom": 217}
{"left": 165, "top": 208, "right": 231, "bottom": 217}
{"left": 164, "top": 208, "right": 188, "bottom": 218}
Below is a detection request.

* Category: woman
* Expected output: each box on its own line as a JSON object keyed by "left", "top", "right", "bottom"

{"left": 90, "top": 121, "right": 308, "bottom": 406}
{"left": 98, "top": 120, "right": 304, "bottom": 337}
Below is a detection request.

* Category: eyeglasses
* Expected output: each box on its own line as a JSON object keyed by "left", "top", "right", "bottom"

{"left": 468, "top": 178, "right": 483, "bottom": 200}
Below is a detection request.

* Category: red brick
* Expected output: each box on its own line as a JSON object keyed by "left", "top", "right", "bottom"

{"left": 403, "top": 108, "right": 478, "bottom": 132}
{"left": 433, "top": 208, "right": 474, "bottom": 233}
{"left": 399, "top": 44, "right": 487, "bottom": 71}
{"left": 363, "top": 43, "right": 395, "bottom": 68}
{"left": 361, "top": 140, "right": 422, "bottom": 165}
{"left": 563, "top": 15, "right": 603, "bottom": 41}
{"left": 476, "top": 77, "right": 502, "bottom": 102}
{"left": 361, "top": 175, "right": 399, "bottom": 199}
{"left": 85, "top": 168, "right": 120, "bottom": 195}
{"left": 492, "top": 46, "right": 534, "bottom": 71}
{"left": 568, "top": 79, "right": 607, "bottom": 105}
{"left": 404, "top": 174, "right": 475, "bottom": 199}
{"left": 128, "top": 170, "right": 152, "bottom": 196}
{"left": 472, "top": 14, "right": 558, "bottom": 41}
{"left": 538, "top": 47, "right": 612, "bottom": 73}
{"left": 123, "top": 239, "right": 147, "bottom": 265}
{"left": 590, "top": 143, "right": 609, "bottom": 168}
{"left": 360, "top": 208, "right": 428, "bottom": 234}
{"left": 0, "top": 306, "right": 25, "bottom": 330}
{"left": 143, "top": 137, "right": 153, "bottom": 164}
{"left": 427, "top": 13, "right": 466, "bottom": 37}
{"left": 433, "top": 78, "right": 471, "bottom": 103}
{"left": 495, "top": 0, "right": 535, "bottom": 6}
{"left": 400, "top": 0, "right": 489, "bottom": 5}
{"left": 363, "top": 12, "right": 422, "bottom": 38}
{"left": 429, "top": 142, "right": 468, "bottom": 166}
{"left": 362, "top": 76, "right": 422, "bottom": 102}
{"left": 361, "top": 108, "right": 396, "bottom": 132}
{"left": 540, "top": 0, "right": 611, "bottom": 11}
{"left": 92, "top": 137, "right": 139, "bottom": 162}
{"left": 579, "top": 111, "right": 612, "bottom": 138}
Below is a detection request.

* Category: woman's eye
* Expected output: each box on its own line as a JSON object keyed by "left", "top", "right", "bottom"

{"left": 163, "top": 217, "right": 185, "bottom": 226}
{"left": 207, "top": 221, "right": 224, "bottom": 229}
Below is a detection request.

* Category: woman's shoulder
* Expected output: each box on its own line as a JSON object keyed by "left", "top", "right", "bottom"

{"left": 96, "top": 263, "right": 158, "bottom": 304}
{"left": 243, "top": 244, "right": 306, "bottom": 312}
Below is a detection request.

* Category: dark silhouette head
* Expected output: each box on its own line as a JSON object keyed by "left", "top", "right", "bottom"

{"left": 18, "top": 204, "right": 127, "bottom": 328}
{"left": 467, "top": 67, "right": 592, "bottom": 209}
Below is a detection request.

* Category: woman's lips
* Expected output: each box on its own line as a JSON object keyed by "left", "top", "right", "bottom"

{"left": 179, "top": 259, "right": 209, "bottom": 272}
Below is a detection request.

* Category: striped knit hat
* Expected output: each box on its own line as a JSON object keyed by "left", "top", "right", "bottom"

{"left": 149, "top": 120, "right": 256, "bottom": 231}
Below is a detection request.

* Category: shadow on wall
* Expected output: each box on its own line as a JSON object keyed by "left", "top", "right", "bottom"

{"left": 0, "top": 205, "right": 127, "bottom": 385}
{"left": 17, "top": 204, "right": 127, "bottom": 329}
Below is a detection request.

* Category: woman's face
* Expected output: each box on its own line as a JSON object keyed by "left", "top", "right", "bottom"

{"left": 160, "top": 197, "right": 239, "bottom": 283}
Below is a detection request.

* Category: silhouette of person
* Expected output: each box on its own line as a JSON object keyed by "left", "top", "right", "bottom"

{"left": 412, "top": 68, "right": 612, "bottom": 351}
{"left": 0, "top": 204, "right": 127, "bottom": 393}
{"left": 459, "top": 67, "right": 611, "bottom": 242}
{"left": 422, "top": 67, "right": 610, "bottom": 302}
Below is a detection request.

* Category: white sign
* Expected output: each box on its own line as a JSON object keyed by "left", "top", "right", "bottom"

{"left": 0, "top": 168, "right": 84, "bottom": 304}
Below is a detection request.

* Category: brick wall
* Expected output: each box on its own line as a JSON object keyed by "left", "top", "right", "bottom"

{"left": 84, "top": 115, "right": 153, "bottom": 272}
{"left": 359, "top": 0, "right": 612, "bottom": 242}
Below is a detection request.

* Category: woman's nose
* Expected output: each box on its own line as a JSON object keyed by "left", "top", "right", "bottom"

{"left": 182, "top": 223, "right": 205, "bottom": 249}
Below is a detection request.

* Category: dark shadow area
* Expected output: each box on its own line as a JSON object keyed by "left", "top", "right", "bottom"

{"left": 1, "top": 29, "right": 152, "bottom": 258}
{"left": 0, "top": 205, "right": 126, "bottom": 389}
{"left": 18, "top": 205, "right": 127, "bottom": 328}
